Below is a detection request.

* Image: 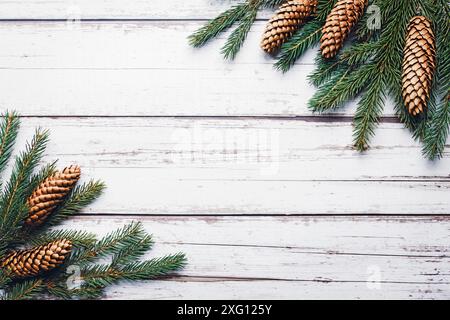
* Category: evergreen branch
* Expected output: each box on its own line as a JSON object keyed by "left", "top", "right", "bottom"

{"left": 0, "top": 269, "right": 11, "bottom": 288}
{"left": 423, "top": 95, "right": 450, "bottom": 160}
{"left": 339, "top": 42, "right": 378, "bottom": 66}
{"left": 2, "top": 279, "right": 44, "bottom": 300}
{"left": 308, "top": 54, "right": 340, "bottom": 87}
{"left": 45, "top": 281, "right": 104, "bottom": 300}
{"left": 0, "top": 128, "right": 49, "bottom": 249}
{"left": 93, "top": 221, "right": 145, "bottom": 257}
{"left": 421, "top": 0, "right": 450, "bottom": 159}
{"left": 315, "top": 0, "right": 337, "bottom": 21}
{"left": 261, "top": 0, "right": 285, "bottom": 7}
{"left": 82, "top": 253, "right": 186, "bottom": 289}
{"left": 0, "top": 111, "right": 20, "bottom": 177}
{"left": 41, "top": 180, "right": 106, "bottom": 228}
{"left": 26, "top": 162, "right": 57, "bottom": 199}
{"left": 111, "top": 233, "right": 153, "bottom": 267}
{"left": 221, "top": 2, "right": 260, "bottom": 60}
{"left": 69, "top": 222, "right": 147, "bottom": 265}
{"left": 275, "top": 21, "right": 322, "bottom": 72}
{"left": 188, "top": 3, "right": 248, "bottom": 48}
{"left": 30, "top": 229, "right": 97, "bottom": 248}
{"left": 353, "top": 75, "right": 385, "bottom": 151}
{"left": 309, "top": 64, "right": 373, "bottom": 112}
{"left": 274, "top": 0, "right": 337, "bottom": 72}
{"left": 188, "top": 0, "right": 285, "bottom": 49}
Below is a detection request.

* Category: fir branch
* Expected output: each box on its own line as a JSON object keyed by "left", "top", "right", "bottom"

{"left": 111, "top": 233, "right": 153, "bottom": 267}
{"left": 92, "top": 221, "right": 145, "bottom": 257}
{"left": 82, "top": 253, "right": 186, "bottom": 289}
{"left": 0, "top": 128, "right": 49, "bottom": 250}
{"left": 30, "top": 229, "right": 97, "bottom": 248}
{"left": 275, "top": 21, "right": 323, "bottom": 72}
{"left": 423, "top": 96, "right": 450, "bottom": 160}
{"left": 274, "top": 0, "right": 337, "bottom": 72}
{"left": 421, "top": 0, "right": 450, "bottom": 159}
{"left": 353, "top": 75, "right": 385, "bottom": 151}
{"left": 308, "top": 54, "right": 340, "bottom": 87}
{"left": 40, "top": 180, "right": 106, "bottom": 228}
{"left": 339, "top": 42, "right": 378, "bottom": 66}
{"left": 26, "top": 161, "right": 57, "bottom": 198}
{"left": 69, "top": 222, "right": 147, "bottom": 265}
{"left": 2, "top": 279, "right": 44, "bottom": 300}
{"left": 309, "top": 64, "right": 374, "bottom": 112}
{"left": 188, "top": 3, "right": 248, "bottom": 48}
{"left": 221, "top": 2, "right": 260, "bottom": 60}
{"left": 45, "top": 281, "right": 104, "bottom": 300}
{"left": 0, "top": 269, "right": 11, "bottom": 288}
{"left": 0, "top": 111, "right": 20, "bottom": 177}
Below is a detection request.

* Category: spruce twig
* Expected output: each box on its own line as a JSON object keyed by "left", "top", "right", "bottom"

{"left": 0, "top": 112, "right": 20, "bottom": 177}
{"left": 188, "top": 3, "right": 249, "bottom": 48}
{"left": 188, "top": 0, "right": 285, "bottom": 59}
{"left": 41, "top": 180, "right": 106, "bottom": 228}
{"left": 2, "top": 279, "right": 44, "bottom": 300}
{"left": 0, "top": 115, "right": 186, "bottom": 300}
{"left": 221, "top": 1, "right": 261, "bottom": 60}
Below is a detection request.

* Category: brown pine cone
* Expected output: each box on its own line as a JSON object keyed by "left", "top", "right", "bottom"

{"left": 320, "top": 0, "right": 367, "bottom": 58}
{"left": 402, "top": 16, "right": 436, "bottom": 116}
{"left": 1, "top": 239, "right": 72, "bottom": 278}
{"left": 261, "top": 0, "right": 318, "bottom": 54}
{"left": 26, "top": 165, "right": 81, "bottom": 227}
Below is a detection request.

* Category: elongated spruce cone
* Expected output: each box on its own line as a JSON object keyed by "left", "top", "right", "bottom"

{"left": 1, "top": 239, "right": 72, "bottom": 278}
{"left": 26, "top": 165, "right": 81, "bottom": 226}
{"left": 261, "top": 0, "right": 318, "bottom": 54}
{"left": 402, "top": 16, "right": 436, "bottom": 116}
{"left": 320, "top": 0, "right": 367, "bottom": 58}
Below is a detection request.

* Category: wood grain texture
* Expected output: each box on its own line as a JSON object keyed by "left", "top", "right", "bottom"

{"left": 2, "top": 0, "right": 449, "bottom": 299}
{"left": 0, "top": 0, "right": 266, "bottom": 20}
{"left": 60, "top": 216, "right": 450, "bottom": 299}
{"left": 16, "top": 118, "right": 450, "bottom": 180}
{"left": 9, "top": 117, "right": 449, "bottom": 215}
{"left": 0, "top": 21, "right": 390, "bottom": 116}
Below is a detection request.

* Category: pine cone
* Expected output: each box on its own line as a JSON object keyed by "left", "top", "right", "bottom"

{"left": 26, "top": 165, "right": 81, "bottom": 226}
{"left": 261, "top": 0, "right": 318, "bottom": 54}
{"left": 402, "top": 16, "right": 436, "bottom": 116}
{"left": 1, "top": 239, "right": 72, "bottom": 278}
{"left": 320, "top": 0, "right": 367, "bottom": 58}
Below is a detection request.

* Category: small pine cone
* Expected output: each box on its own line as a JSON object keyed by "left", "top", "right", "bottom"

{"left": 320, "top": 0, "right": 367, "bottom": 58}
{"left": 0, "top": 239, "right": 72, "bottom": 278}
{"left": 261, "top": 0, "right": 318, "bottom": 54}
{"left": 26, "top": 165, "right": 81, "bottom": 226}
{"left": 402, "top": 16, "right": 436, "bottom": 116}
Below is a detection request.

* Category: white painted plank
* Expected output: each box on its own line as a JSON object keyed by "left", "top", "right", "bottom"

{"left": 0, "top": 0, "right": 269, "bottom": 20}
{"left": 61, "top": 216, "right": 450, "bottom": 299}
{"left": 106, "top": 280, "right": 450, "bottom": 300}
{"left": 15, "top": 117, "right": 450, "bottom": 180}
{"left": 82, "top": 175, "right": 450, "bottom": 214}
{"left": 7, "top": 117, "right": 448, "bottom": 215}
{"left": 0, "top": 21, "right": 391, "bottom": 116}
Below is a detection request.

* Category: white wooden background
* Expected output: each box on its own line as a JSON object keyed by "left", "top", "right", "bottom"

{"left": 2, "top": 1, "right": 450, "bottom": 299}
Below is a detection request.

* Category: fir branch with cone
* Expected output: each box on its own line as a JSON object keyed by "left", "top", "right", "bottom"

{"left": 189, "top": 0, "right": 450, "bottom": 159}
{"left": 0, "top": 112, "right": 186, "bottom": 300}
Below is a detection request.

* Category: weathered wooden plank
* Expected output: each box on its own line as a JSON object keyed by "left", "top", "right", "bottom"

{"left": 61, "top": 216, "right": 450, "bottom": 299}
{"left": 0, "top": 21, "right": 393, "bottom": 116}
{"left": 7, "top": 117, "right": 448, "bottom": 215}
{"left": 105, "top": 280, "right": 450, "bottom": 300}
{"left": 15, "top": 117, "right": 450, "bottom": 181}
{"left": 80, "top": 176, "right": 450, "bottom": 214}
{"left": 0, "top": 0, "right": 268, "bottom": 20}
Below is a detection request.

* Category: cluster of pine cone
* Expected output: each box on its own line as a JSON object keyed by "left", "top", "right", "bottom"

{"left": 261, "top": 0, "right": 436, "bottom": 116}
{"left": 1, "top": 166, "right": 81, "bottom": 278}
